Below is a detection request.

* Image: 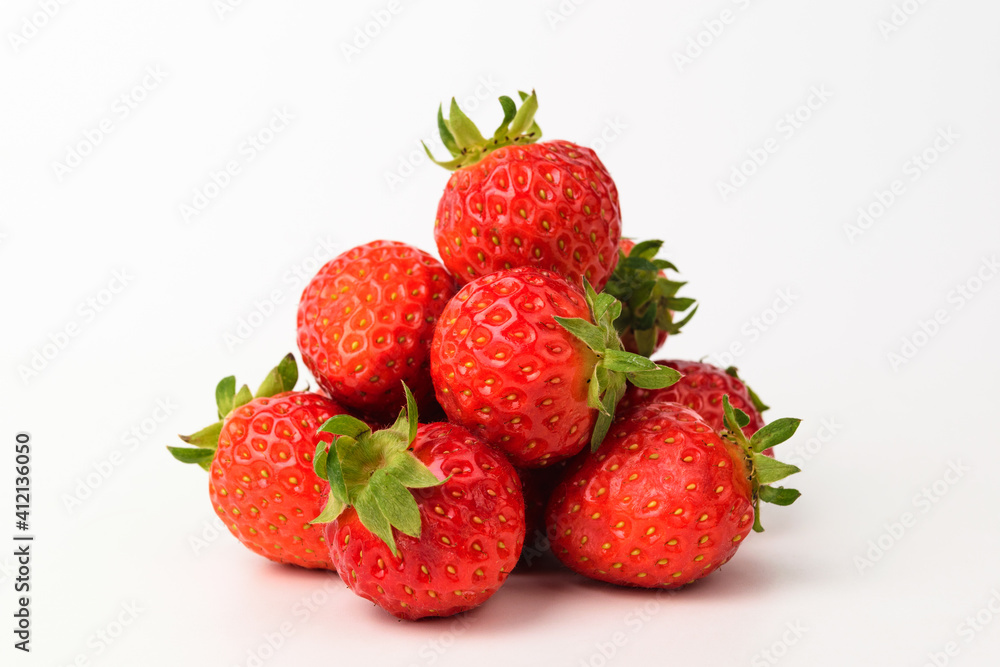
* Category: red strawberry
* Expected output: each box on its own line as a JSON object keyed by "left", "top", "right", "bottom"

{"left": 169, "top": 355, "right": 347, "bottom": 569}
{"left": 620, "top": 361, "right": 768, "bottom": 440}
{"left": 312, "top": 387, "right": 524, "bottom": 620}
{"left": 430, "top": 267, "right": 680, "bottom": 467}
{"left": 427, "top": 91, "right": 622, "bottom": 291}
{"left": 604, "top": 239, "right": 697, "bottom": 357}
{"left": 297, "top": 240, "right": 456, "bottom": 421}
{"left": 546, "top": 398, "right": 802, "bottom": 588}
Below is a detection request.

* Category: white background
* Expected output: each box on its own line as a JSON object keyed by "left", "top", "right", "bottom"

{"left": 3, "top": 1, "right": 1000, "bottom": 665}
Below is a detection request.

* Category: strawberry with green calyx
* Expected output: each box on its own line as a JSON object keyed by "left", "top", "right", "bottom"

{"left": 312, "top": 385, "right": 525, "bottom": 620}
{"left": 726, "top": 366, "right": 770, "bottom": 414}
{"left": 431, "top": 267, "right": 680, "bottom": 469}
{"left": 604, "top": 239, "right": 697, "bottom": 357}
{"left": 546, "top": 397, "right": 802, "bottom": 589}
{"left": 720, "top": 395, "right": 801, "bottom": 533}
{"left": 554, "top": 278, "right": 683, "bottom": 452}
{"left": 427, "top": 91, "right": 622, "bottom": 291}
{"left": 169, "top": 354, "right": 350, "bottom": 570}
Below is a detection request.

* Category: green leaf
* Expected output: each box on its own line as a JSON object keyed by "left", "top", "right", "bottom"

{"left": 447, "top": 97, "right": 486, "bottom": 147}
{"left": 754, "top": 456, "right": 801, "bottom": 485}
{"left": 215, "top": 376, "right": 236, "bottom": 418}
{"left": 722, "top": 395, "right": 750, "bottom": 432}
{"left": 177, "top": 421, "right": 222, "bottom": 450}
{"left": 255, "top": 354, "right": 298, "bottom": 398}
{"left": 402, "top": 383, "right": 419, "bottom": 444}
{"left": 554, "top": 316, "right": 606, "bottom": 353}
{"left": 312, "top": 495, "right": 346, "bottom": 524}
{"left": 586, "top": 366, "right": 603, "bottom": 412}
{"left": 318, "top": 415, "right": 371, "bottom": 439}
{"left": 629, "top": 240, "right": 662, "bottom": 258}
{"left": 507, "top": 89, "right": 539, "bottom": 137}
{"left": 369, "top": 469, "right": 422, "bottom": 538}
{"left": 325, "top": 441, "right": 349, "bottom": 506}
{"left": 232, "top": 384, "right": 253, "bottom": 411}
{"left": 759, "top": 485, "right": 801, "bottom": 506}
{"left": 437, "top": 104, "right": 460, "bottom": 157}
{"left": 313, "top": 440, "right": 329, "bottom": 480}
{"left": 166, "top": 446, "right": 215, "bottom": 470}
{"left": 384, "top": 452, "right": 444, "bottom": 489}
{"left": 601, "top": 349, "right": 659, "bottom": 373}
{"left": 493, "top": 96, "right": 517, "bottom": 139}
{"left": 626, "top": 365, "right": 682, "bottom": 390}
{"left": 750, "top": 418, "right": 802, "bottom": 453}
{"left": 353, "top": 485, "right": 397, "bottom": 556}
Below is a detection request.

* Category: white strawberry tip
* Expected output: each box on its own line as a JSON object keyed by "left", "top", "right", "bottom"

{"left": 310, "top": 383, "right": 449, "bottom": 557}
{"left": 554, "top": 279, "right": 683, "bottom": 453}
{"left": 720, "top": 395, "right": 802, "bottom": 533}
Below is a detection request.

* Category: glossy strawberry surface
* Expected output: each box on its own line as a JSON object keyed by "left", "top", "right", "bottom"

{"left": 430, "top": 267, "right": 598, "bottom": 468}
{"left": 434, "top": 141, "right": 621, "bottom": 290}
{"left": 209, "top": 391, "right": 347, "bottom": 569}
{"left": 619, "top": 360, "right": 765, "bottom": 439}
{"left": 546, "top": 401, "right": 754, "bottom": 588}
{"left": 326, "top": 422, "right": 525, "bottom": 620}
{"left": 297, "top": 240, "right": 456, "bottom": 421}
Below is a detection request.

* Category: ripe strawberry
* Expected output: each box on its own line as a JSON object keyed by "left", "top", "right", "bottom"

{"left": 546, "top": 398, "right": 802, "bottom": 588}
{"left": 620, "top": 361, "right": 768, "bottom": 440}
{"left": 604, "top": 239, "right": 697, "bottom": 357}
{"left": 297, "top": 240, "right": 456, "bottom": 421}
{"left": 169, "top": 355, "right": 347, "bottom": 570}
{"left": 427, "top": 91, "right": 622, "bottom": 291}
{"left": 430, "top": 267, "right": 680, "bottom": 467}
{"left": 312, "top": 387, "right": 525, "bottom": 620}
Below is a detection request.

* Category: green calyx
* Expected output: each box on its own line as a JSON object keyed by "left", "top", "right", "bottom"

{"left": 724, "top": 366, "right": 770, "bottom": 414}
{"left": 423, "top": 90, "right": 542, "bottom": 171}
{"left": 555, "top": 281, "right": 683, "bottom": 453}
{"left": 167, "top": 354, "right": 299, "bottom": 471}
{"left": 311, "top": 384, "right": 447, "bottom": 557}
{"left": 721, "top": 396, "right": 801, "bottom": 533}
{"left": 604, "top": 239, "right": 698, "bottom": 358}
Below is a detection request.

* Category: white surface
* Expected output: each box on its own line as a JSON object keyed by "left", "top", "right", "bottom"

{"left": 3, "top": 1, "right": 1000, "bottom": 665}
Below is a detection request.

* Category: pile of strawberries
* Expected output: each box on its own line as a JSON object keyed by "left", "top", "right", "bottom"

{"left": 170, "top": 92, "right": 803, "bottom": 621}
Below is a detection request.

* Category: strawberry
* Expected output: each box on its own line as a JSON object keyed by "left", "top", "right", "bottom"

{"left": 620, "top": 361, "right": 768, "bottom": 440}
{"left": 427, "top": 91, "right": 622, "bottom": 291}
{"left": 604, "top": 239, "right": 697, "bottom": 357}
{"left": 297, "top": 240, "right": 456, "bottom": 421}
{"left": 546, "top": 397, "right": 802, "bottom": 588}
{"left": 311, "top": 386, "right": 525, "bottom": 620}
{"left": 168, "top": 355, "right": 347, "bottom": 570}
{"left": 430, "top": 267, "right": 680, "bottom": 468}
